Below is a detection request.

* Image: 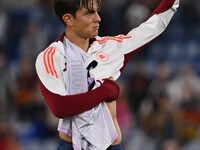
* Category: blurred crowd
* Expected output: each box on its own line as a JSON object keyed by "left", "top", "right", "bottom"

{"left": 0, "top": 0, "right": 200, "bottom": 150}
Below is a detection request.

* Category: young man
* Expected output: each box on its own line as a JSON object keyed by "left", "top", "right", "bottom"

{"left": 35, "top": 0, "right": 180, "bottom": 149}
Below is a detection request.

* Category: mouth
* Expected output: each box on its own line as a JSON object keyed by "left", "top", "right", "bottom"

{"left": 93, "top": 25, "right": 99, "bottom": 30}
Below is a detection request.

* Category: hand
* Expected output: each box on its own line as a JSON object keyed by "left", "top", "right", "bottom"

{"left": 108, "top": 76, "right": 114, "bottom": 81}
{"left": 102, "top": 77, "right": 120, "bottom": 102}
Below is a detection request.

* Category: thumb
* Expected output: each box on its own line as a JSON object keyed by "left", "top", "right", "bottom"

{"left": 109, "top": 76, "right": 114, "bottom": 80}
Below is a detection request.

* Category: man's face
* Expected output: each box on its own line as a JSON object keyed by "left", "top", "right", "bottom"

{"left": 71, "top": 2, "right": 101, "bottom": 39}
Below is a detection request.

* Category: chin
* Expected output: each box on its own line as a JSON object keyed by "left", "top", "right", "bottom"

{"left": 89, "top": 34, "right": 98, "bottom": 39}
{"left": 92, "top": 32, "right": 99, "bottom": 38}
{"left": 86, "top": 31, "right": 98, "bottom": 39}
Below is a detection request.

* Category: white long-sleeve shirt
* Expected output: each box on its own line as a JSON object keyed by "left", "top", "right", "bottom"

{"left": 35, "top": 0, "right": 179, "bottom": 149}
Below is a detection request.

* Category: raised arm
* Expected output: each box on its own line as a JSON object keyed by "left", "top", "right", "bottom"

{"left": 120, "top": 0, "right": 179, "bottom": 72}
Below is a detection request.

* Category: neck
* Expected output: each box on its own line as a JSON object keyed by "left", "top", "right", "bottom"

{"left": 65, "top": 29, "right": 89, "bottom": 53}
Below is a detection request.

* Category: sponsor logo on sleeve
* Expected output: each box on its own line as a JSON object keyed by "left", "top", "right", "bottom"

{"left": 96, "top": 51, "right": 109, "bottom": 62}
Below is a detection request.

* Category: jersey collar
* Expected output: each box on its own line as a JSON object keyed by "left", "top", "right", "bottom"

{"left": 56, "top": 32, "right": 102, "bottom": 54}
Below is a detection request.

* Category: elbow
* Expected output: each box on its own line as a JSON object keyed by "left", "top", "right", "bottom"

{"left": 51, "top": 105, "right": 83, "bottom": 118}
{"left": 38, "top": 79, "right": 72, "bottom": 118}
{"left": 51, "top": 109, "right": 70, "bottom": 119}
{"left": 50, "top": 106, "right": 71, "bottom": 119}
{"left": 44, "top": 97, "right": 75, "bottom": 118}
{"left": 52, "top": 110, "right": 65, "bottom": 119}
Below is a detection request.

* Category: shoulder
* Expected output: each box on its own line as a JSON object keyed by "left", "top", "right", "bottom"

{"left": 35, "top": 41, "right": 66, "bottom": 76}
{"left": 35, "top": 41, "right": 67, "bottom": 95}
{"left": 36, "top": 41, "right": 65, "bottom": 63}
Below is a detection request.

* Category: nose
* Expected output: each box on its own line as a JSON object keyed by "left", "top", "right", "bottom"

{"left": 94, "top": 12, "right": 101, "bottom": 23}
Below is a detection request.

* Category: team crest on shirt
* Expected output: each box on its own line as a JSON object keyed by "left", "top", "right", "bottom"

{"left": 96, "top": 51, "right": 109, "bottom": 62}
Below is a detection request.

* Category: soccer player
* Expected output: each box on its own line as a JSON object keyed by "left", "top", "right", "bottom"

{"left": 35, "top": 0, "right": 180, "bottom": 149}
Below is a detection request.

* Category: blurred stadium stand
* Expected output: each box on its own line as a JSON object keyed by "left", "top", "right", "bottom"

{"left": 0, "top": 0, "right": 200, "bottom": 149}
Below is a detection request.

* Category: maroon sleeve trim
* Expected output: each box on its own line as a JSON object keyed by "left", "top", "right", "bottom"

{"left": 38, "top": 77, "right": 120, "bottom": 118}
{"left": 151, "top": 0, "right": 176, "bottom": 17}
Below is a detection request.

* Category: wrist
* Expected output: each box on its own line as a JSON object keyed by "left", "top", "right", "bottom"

{"left": 102, "top": 79, "right": 120, "bottom": 101}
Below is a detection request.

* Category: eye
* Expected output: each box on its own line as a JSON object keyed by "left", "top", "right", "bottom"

{"left": 87, "top": 10, "right": 95, "bottom": 14}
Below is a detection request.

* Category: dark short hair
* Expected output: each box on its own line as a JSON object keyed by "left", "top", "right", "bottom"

{"left": 54, "top": 0, "right": 101, "bottom": 24}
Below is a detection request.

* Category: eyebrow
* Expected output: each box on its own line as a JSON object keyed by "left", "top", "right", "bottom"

{"left": 87, "top": 9, "right": 96, "bottom": 13}
{"left": 83, "top": 5, "right": 100, "bottom": 14}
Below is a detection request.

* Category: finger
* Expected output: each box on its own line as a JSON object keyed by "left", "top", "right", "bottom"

{"left": 109, "top": 76, "right": 114, "bottom": 80}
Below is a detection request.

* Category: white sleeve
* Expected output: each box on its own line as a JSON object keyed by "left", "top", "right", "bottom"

{"left": 121, "top": 0, "right": 179, "bottom": 54}
{"left": 35, "top": 45, "right": 67, "bottom": 96}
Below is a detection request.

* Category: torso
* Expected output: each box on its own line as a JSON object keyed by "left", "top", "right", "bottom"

{"left": 59, "top": 101, "right": 122, "bottom": 145}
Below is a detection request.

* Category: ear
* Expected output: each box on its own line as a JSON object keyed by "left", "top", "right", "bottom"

{"left": 63, "top": 13, "right": 74, "bottom": 26}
